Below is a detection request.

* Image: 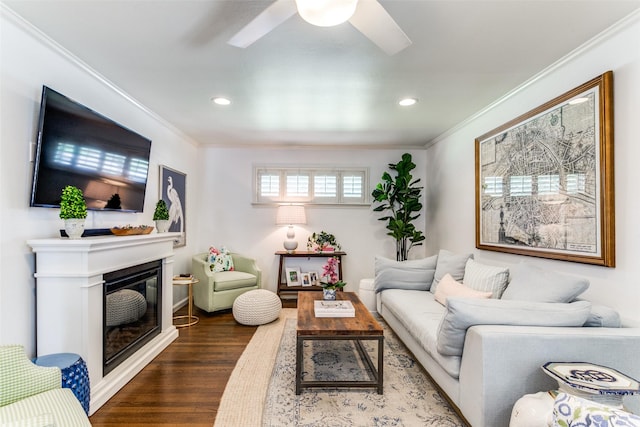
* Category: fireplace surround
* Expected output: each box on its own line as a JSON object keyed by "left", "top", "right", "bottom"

{"left": 27, "top": 233, "right": 180, "bottom": 415}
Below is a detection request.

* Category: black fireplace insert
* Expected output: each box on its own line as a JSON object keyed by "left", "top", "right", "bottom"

{"left": 103, "top": 259, "right": 162, "bottom": 375}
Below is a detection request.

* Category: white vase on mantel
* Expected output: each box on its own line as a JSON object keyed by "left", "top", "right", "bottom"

{"left": 155, "top": 220, "right": 171, "bottom": 233}
{"left": 64, "top": 218, "right": 85, "bottom": 239}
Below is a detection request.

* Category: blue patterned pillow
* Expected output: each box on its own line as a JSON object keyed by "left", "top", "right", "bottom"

{"left": 553, "top": 392, "right": 640, "bottom": 427}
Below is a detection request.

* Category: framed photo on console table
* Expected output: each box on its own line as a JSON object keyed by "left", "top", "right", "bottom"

{"left": 286, "top": 268, "right": 301, "bottom": 287}
{"left": 475, "top": 71, "right": 615, "bottom": 267}
{"left": 159, "top": 165, "right": 186, "bottom": 247}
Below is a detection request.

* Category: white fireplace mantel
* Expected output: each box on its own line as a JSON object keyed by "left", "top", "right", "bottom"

{"left": 27, "top": 233, "right": 181, "bottom": 415}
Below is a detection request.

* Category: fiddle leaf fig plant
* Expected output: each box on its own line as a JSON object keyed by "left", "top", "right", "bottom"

{"left": 372, "top": 153, "right": 425, "bottom": 261}
{"left": 59, "top": 185, "right": 87, "bottom": 220}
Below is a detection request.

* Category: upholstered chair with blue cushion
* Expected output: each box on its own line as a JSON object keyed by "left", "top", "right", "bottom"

{"left": 192, "top": 252, "right": 261, "bottom": 313}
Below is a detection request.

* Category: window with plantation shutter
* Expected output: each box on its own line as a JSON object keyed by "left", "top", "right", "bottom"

{"left": 254, "top": 166, "right": 368, "bottom": 205}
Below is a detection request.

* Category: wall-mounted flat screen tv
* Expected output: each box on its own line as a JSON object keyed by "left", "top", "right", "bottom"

{"left": 30, "top": 86, "right": 152, "bottom": 212}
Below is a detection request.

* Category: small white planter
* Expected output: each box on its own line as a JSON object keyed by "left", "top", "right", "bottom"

{"left": 155, "top": 220, "right": 171, "bottom": 233}
{"left": 64, "top": 218, "right": 85, "bottom": 239}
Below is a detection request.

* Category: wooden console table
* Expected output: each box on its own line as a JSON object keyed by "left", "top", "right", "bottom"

{"left": 276, "top": 251, "right": 346, "bottom": 300}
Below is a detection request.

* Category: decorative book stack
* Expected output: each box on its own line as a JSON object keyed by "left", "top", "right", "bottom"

{"left": 314, "top": 300, "right": 355, "bottom": 318}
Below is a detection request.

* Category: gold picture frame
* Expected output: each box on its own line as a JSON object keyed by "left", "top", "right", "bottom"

{"left": 475, "top": 71, "right": 614, "bottom": 267}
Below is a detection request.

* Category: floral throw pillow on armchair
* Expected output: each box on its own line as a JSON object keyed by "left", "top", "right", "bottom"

{"left": 208, "top": 246, "right": 235, "bottom": 272}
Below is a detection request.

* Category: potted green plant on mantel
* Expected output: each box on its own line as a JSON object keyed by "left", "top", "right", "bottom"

{"left": 372, "top": 153, "right": 425, "bottom": 261}
{"left": 59, "top": 185, "right": 87, "bottom": 239}
{"left": 153, "top": 200, "right": 171, "bottom": 233}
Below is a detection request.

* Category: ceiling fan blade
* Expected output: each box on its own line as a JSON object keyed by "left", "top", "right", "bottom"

{"left": 228, "top": 0, "right": 298, "bottom": 48}
{"left": 348, "top": 0, "right": 412, "bottom": 55}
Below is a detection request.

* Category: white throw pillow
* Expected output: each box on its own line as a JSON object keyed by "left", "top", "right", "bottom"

{"left": 434, "top": 273, "right": 493, "bottom": 306}
{"left": 463, "top": 259, "right": 509, "bottom": 298}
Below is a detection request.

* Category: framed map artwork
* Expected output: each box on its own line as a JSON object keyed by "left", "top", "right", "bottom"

{"left": 475, "top": 71, "right": 614, "bottom": 267}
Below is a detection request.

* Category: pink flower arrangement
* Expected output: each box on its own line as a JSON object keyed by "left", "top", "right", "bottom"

{"left": 320, "top": 257, "right": 346, "bottom": 289}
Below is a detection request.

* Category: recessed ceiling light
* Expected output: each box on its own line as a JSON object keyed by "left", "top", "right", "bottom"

{"left": 398, "top": 98, "right": 418, "bottom": 107}
{"left": 211, "top": 97, "right": 231, "bottom": 106}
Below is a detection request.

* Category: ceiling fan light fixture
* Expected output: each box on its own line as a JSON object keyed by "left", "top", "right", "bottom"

{"left": 211, "top": 97, "right": 231, "bottom": 106}
{"left": 295, "top": 0, "right": 359, "bottom": 27}
{"left": 399, "top": 98, "right": 418, "bottom": 107}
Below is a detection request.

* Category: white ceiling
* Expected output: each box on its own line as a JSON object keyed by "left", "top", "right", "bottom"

{"left": 5, "top": 0, "right": 640, "bottom": 148}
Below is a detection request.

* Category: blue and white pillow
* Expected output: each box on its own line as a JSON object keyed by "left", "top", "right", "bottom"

{"left": 553, "top": 392, "right": 640, "bottom": 426}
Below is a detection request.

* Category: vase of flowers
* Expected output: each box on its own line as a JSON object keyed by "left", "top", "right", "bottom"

{"left": 320, "top": 256, "right": 345, "bottom": 300}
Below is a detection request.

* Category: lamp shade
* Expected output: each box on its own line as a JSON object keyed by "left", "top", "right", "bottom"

{"left": 295, "top": 0, "right": 358, "bottom": 27}
{"left": 276, "top": 205, "right": 307, "bottom": 225}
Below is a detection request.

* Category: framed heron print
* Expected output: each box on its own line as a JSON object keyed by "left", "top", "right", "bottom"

{"left": 160, "top": 165, "right": 186, "bottom": 247}
{"left": 475, "top": 71, "right": 614, "bottom": 267}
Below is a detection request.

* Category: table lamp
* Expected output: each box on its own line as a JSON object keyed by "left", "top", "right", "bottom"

{"left": 276, "top": 204, "right": 306, "bottom": 252}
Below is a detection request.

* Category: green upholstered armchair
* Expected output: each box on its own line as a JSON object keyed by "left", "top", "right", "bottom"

{"left": 0, "top": 345, "right": 91, "bottom": 426}
{"left": 192, "top": 252, "right": 261, "bottom": 313}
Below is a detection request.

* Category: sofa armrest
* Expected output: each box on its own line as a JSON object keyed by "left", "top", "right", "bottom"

{"left": 231, "top": 253, "right": 262, "bottom": 288}
{"left": 0, "top": 345, "right": 61, "bottom": 407}
{"left": 458, "top": 325, "right": 640, "bottom": 427}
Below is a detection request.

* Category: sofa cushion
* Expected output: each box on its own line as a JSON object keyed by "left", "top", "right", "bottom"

{"left": 431, "top": 249, "right": 473, "bottom": 294}
{"left": 1, "top": 413, "right": 55, "bottom": 427}
{"left": 462, "top": 259, "right": 509, "bottom": 298}
{"left": 501, "top": 262, "right": 589, "bottom": 303}
{"left": 212, "top": 271, "right": 257, "bottom": 291}
{"left": 434, "top": 273, "right": 492, "bottom": 306}
{"left": 374, "top": 255, "right": 437, "bottom": 292}
{"left": 582, "top": 303, "right": 622, "bottom": 327}
{"left": 0, "top": 388, "right": 91, "bottom": 426}
{"left": 380, "top": 289, "right": 462, "bottom": 378}
{"left": 436, "top": 298, "right": 592, "bottom": 356}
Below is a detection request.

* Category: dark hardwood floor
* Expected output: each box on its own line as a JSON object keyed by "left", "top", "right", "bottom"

{"left": 89, "top": 305, "right": 257, "bottom": 426}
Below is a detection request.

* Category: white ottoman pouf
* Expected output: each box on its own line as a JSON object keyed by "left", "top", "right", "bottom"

{"left": 106, "top": 289, "right": 147, "bottom": 326}
{"left": 358, "top": 278, "right": 377, "bottom": 314}
{"left": 232, "top": 289, "right": 282, "bottom": 326}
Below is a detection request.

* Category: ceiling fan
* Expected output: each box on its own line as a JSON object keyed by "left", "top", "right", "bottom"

{"left": 228, "top": 0, "right": 412, "bottom": 55}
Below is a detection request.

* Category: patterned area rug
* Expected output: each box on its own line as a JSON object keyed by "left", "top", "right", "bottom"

{"left": 262, "top": 318, "right": 463, "bottom": 426}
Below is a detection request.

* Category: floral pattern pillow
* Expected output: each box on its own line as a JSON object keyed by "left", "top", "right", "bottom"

{"left": 208, "top": 246, "right": 234, "bottom": 272}
{"left": 553, "top": 392, "right": 640, "bottom": 427}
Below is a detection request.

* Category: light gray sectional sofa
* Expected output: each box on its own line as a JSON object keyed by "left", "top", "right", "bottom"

{"left": 374, "top": 250, "right": 640, "bottom": 427}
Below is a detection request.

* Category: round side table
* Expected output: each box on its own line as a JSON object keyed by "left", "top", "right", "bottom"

{"left": 33, "top": 352, "right": 90, "bottom": 415}
{"left": 173, "top": 276, "right": 199, "bottom": 328}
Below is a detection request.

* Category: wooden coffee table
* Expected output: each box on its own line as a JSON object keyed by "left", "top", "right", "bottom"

{"left": 296, "top": 291, "right": 384, "bottom": 394}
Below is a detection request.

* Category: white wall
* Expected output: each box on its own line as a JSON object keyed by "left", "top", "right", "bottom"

{"left": 0, "top": 7, "right": 200, "bottom": 354}
{"left": 425, "top": 12, "right": 640, "bottom": 323}
{"left": 194, "top": 147, "right": 427, "bottom": 294}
